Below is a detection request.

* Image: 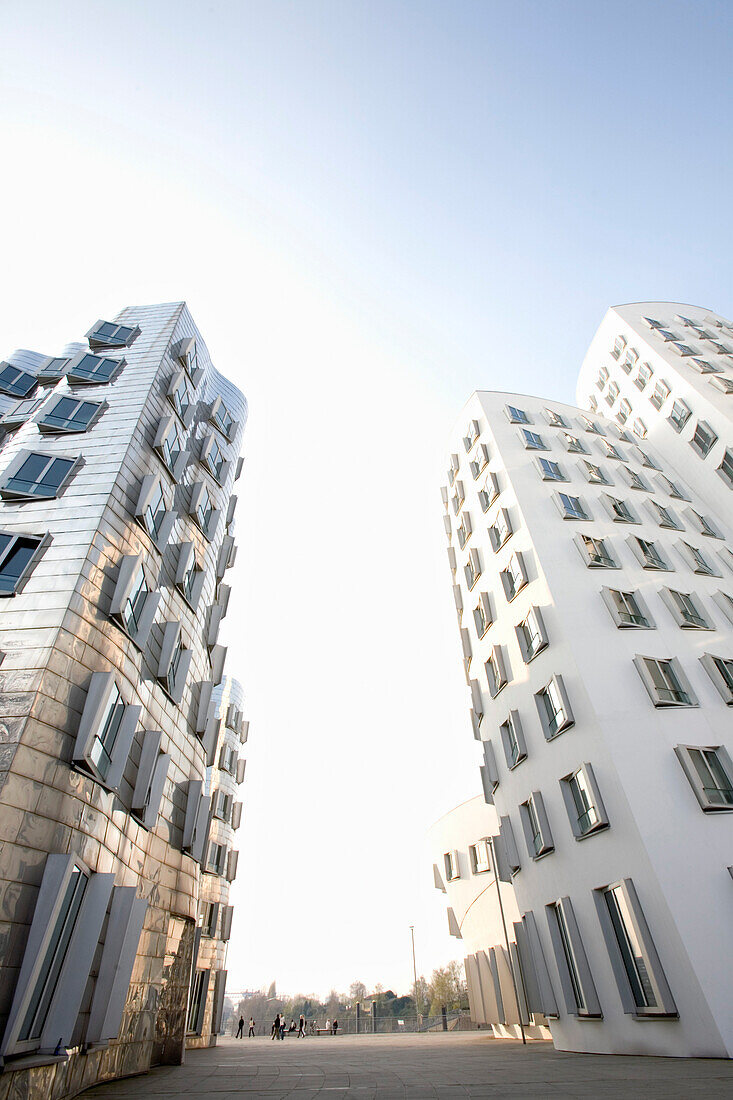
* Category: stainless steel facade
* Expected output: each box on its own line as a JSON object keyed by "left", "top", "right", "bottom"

{"left": 0, "top": 303, "right": 246, "bottom": 1099}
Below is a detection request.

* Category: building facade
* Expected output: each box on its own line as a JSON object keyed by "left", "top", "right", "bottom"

{"left": 187, "top": 675, "right": 247, "bottom": 1049}
{"left": 440, "top": 363, "right": 733, "bottom": 1055}
{"left": 428, "top": 796, "right": 550, "bottom": 1040}
{"left": 0, "top": 304, "right": 246, "bottom": 1098}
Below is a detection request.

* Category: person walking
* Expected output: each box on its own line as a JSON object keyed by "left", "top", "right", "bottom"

{"left": 325, "top": 1018, "right": 330, "bottom": 1035}
{"left": 280, "top": 1015, "right": 286, "bottom": 1040}
{"left": 298, "top": 1013, "right": 305, "bottom": 1038}
{"left": 248, "top": 1017, "right": 255, "bottom": 1037}
{"left": 333, "top": 1019, "right": 339, "bottom": 1037}
{"left": 272, "top": 1012, "right": 280, "bottom": 1039}
{"left": 236, "top": 1016, "right": 244, "bottom": 1038}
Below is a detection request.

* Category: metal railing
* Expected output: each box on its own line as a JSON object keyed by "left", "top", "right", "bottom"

{"left": 229, "top": 1012, "right": 475, "bottom": 1038}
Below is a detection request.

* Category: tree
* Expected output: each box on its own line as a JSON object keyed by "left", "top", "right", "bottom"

{"left": 349, "top": 980, "right": 367, "bottom": 1004}
{"left": 426, "top": 962, "right": 467, "bottom": 1015}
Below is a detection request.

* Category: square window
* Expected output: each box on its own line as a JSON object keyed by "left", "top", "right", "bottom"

{"left": 469, "top": 839, "right": 492, "bottom": 874}
{"left": 67, "top": 352, "right": 123, "bottom": 385}
{"left": 485, "top": 646, "right": 508, "bottom": 697}
{"left": 563, "top": 433, "right": 588, "bottom": 454}
{"left": 718, "top": 448, "right": 733, "bottom": 489}
{"left": 700, "top": 656, "right": 733, "bottom": 706}
{"left": 545, "top": 409, "right": 568, "bottom": 428}
{"left": 501, "top": 552, "right": 527, "bottom": 601}
{"left": 633, "top": 656, "right": 697, "bottom": 707}
{"left": 489, "top": 508, "right": 512, "bottom": 550}
{"left": 538, "top": 457, "right": 566, "bottom": 481}
{"left": 561, "top": 765, "right": 608, "bottom": 838}
{"left": 39, "top": 395, "right": 102, "bottom": 434}
{"left": 463, "top": 419, "right": 481, "bottom": 451}
{"left": 464, "top": 548, "right": 482, "bottom": 589}
{"left": 605, "top": 382, "right": 619, "bottom": 406}
{"left": 500, "top": 710, "right": 527, "bottom": 769}
{"left": 648, "top": 501, "right": 681, "bottom": 530}
{"left": 473, "top": 592, "right": 493, "bottom": 638}
{"left": 522, "top": 429, "right": 546, "bottom": 450}
{"left": 632, "top": 536, "right": 669, "bottom": 570}
{"left": 576, "top": 534, "right": 617, "bottom": 568}
{"left": 601, "top": 587, "right": 653, "bottom": 628}
{"left": 535, "top": 675, "right": 574, "bottom": 739}
{"left": 516, "top": 606, "right": 548, "bottom": 661}
{"left": 581, "top": 460, "right": 609, "bottom": 485}
{"left": 635, "top": 363, "right": 652, "bottom": 390}
{"left": 0, "top": 362, "right": 37, "bottom": 398}
{"left": 0, "top": 451, "right": 77, "bottom": 501}
{"left": 557, "top": 492, "right": 589, "bottom": 520}
{"left": 661, "top": 588, "right": 710, "bottom": 629}
{"left": 86, "top": 320, "right": 140, "bottom": 349}
{"left": 478, "top": 472, "right": 500, "bottom": 510}
{"left": 611, "top": 336, "right": 626, "bottom": 361}
{"left": 617, "top": 399, "right": 631, "bottom": 424}
{"left": 604, "top": 495, "right": 637, "bottom": 524}
{"left": 691, "top": 420, "right": 718, "bottom": 458}
{"left": 649, "top": 381, "right": 670, "bottom": 410}
{"left": 669, "top": 400, "right": 691, "bottom": 432}
{"left": 520, "top": 793, "right": 554, "bottom": 859}
{"left": 506, "top": 405, "right": 530, "bottom": 424}
{"left": 679, "top": 540, "right": 717, "bottom": 576}
{"left": 0, "top": 531, "right": 47, "bottom": 595}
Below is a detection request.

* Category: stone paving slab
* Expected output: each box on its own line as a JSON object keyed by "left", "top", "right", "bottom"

{"left": 80, "top": 1032, "right": 733, "bottom": 1099}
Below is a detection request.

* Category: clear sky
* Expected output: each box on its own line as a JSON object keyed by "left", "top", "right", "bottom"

{"left": 1, "top": 0, "right": 732, "bottom": 999}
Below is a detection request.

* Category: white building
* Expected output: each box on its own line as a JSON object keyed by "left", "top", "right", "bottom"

{"left": 440, "top": 370, "right": 733, "bottom": 1056}
{"left": 428, "top": 796, "right": 551, "bottom": 1040}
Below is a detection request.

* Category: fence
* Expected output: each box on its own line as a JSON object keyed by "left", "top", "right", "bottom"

{"left": 232, "top": 1011, "right": 475, "bottom": 1038}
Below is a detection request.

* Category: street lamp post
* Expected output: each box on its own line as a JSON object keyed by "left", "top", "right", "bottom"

{"left": 409, "top": 924, "right": 420, "bottom": 1024}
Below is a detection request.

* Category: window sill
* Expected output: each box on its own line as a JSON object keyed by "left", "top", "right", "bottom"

{"left": 1, "top": 1051, "right": 70, "bottom": 1073}
{"left": 575, "top": 823, "right": 610, "bottom": 841}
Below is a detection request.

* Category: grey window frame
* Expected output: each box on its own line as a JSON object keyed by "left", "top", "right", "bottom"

{"left": 601, "top": 493, "right": 639, "bottom": 524}
{"left": 86, "top": 319, "right": 140, "bottom": 350}
{"left": 0, "top": 449, "right": 81, "bottom": 501}
{"left": 521, "top": 428, "right": 547, "bottom": 451}
{"left": 173, "top": 336, "right": 201, "bottom": 382}
{"left": 72, "top": 671, "right": 141, "bottom": 790}
{"left": 189, "top": 481, "right": 221, "bottom": 541}
{"left": 498, "top": 815, "right": 521, "bottom": 876}
{"left": 627, "top": 535, "right": 671, "bottom": 571}
{"left": 481, "top": 739, "right": 500, "bottom": 801}
{"left": 110, "top": 552, "right": 160, "bottom": 649}
{"left": 500, "top": 551, "right": 528, "bottom": 602}
{"left": 210, "top": 396, "right": 237, "bottom": 440}
{"left": 200, "top": 432, "right": 231, "bottom": 485}
{"left": 131, "top": 730, "right": 170, "bottom": 829}
{"left": 600, "top": 586, "right": 654, "bottom": 629}
{"left": 545, "top": 897, "right": 602, "bottom": 1018}
{"left": 562, "top": 432, "right": 588, "bottom": 454}
{"left": 519, "top": 792, "right": 554, "bottom": 859}
{"left": 617, "top": 398, "right": 631, "bottom": 424}
{"left": 0, "top": 395, "right": 45, "bottom": 430}
{"left": 0, "top": 529, "right": 50, "bottom": 596}
{"left": 464, "top": 548, "right": 482, "bottom": 590}
{"left": 516, "top": 606, "right": 549, "bottom": 662}
{"left": 580, "top": 459, "right": 610, "bottom": 485}
{"left": 469, "top": 838, "right": 492, "bottom": 874}
{"left": 478, "top": 471, "right": 500, "bottom": 510}
{"left": 158, "top": 621, "right": 193, "bottom": 704}
{"left": 175, "top": 541, "right": 206, "bottom": 609}
{"left": 485, "top": 645, "right": 509, "bottom": 698}
{"left": 500, "top": 710, "right": 527, "bottom": 769}
{"left": 463, "top": 419, "right": 481, "bottom": 451}
{"left": 717, "top": 448, "right": 733, "bottom": 490}
{"left": 535, "top": 675, "right": 574, "bottom": 740}
{"left": 167, "top": 369, "right": 195, "bottom": 426}
{"left": 674, "top": 744, "right": 733, "bottom": 810}
{"left": 506, "top": 404, "right": 530, "bottom": 424}
{"left": 573, "top": 533, "right": 618, "bottom": 569}
{"left": 37, "top": 394, "right": 105, "bottom": 435}
{"left": 646, "top": 500, "right": 682, "bottom": 530}
{"left": 554, "top": 491, "right": 589, "bottom": 520}
{"left": 544, "top": 408, "right": 568, "bottom": 428}
{"left": 154, "top": 415, "right": 190, "bottom": 480}
{"left": 183, "top": 780, "right": 212, "bottom": 864}
{"left": 134, "top": 475, "right": 177, "bottom": 550}
{"left": 659, "top": 587, "right": 711, "bottom": 630}
{"left": 676, "top": 539, "right": 719, "bottom": 576}
{"left": 537, "top": 457, "right": 567, "bottom": 482}
{"left": 451, "top": 480, "right": 465, "bottom": 515}
{"left": 0, "top": 361, "right": 37, "bottom": 398}
{"left": 469, "top": 444, "right": 490, "bottom": 479}
{"left": 668, "top": 399, "right": 691, "bottom": 432}
{"left": 473, "top": 591, "right": 493, "bottom": 638}
{"left": 690, "top": 420, "right": 718, "bottom": 458}
{"left": 593, "top": 879, "right": 677, "bottom": 1018}
{"left": 699, "top": 653, "right": 733, "bottom": 706}
{"left": 457, "top": 510, "right": 472, "bottom": 549}
{"left": 620, "top": 466, "right": 649, "bottom": 492}
{"left": 683, "top": 507, "right": 722, "bottom": 540}
{"left": 560, "top": 763, "right": 609, "bottom": 838}
{"left": 488, "top": 507, "right": 512, "bottom": 550}
{"left": 633, "top": 655, "right": 698, "bottom": 708}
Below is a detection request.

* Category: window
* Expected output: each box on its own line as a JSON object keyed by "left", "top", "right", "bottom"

{"left": 621, "top": 347, "right": 637, "bottom": 374}
{"left": 190, "top": 482, "right": 219, "bottom": 539}
{"left": 138, "top": 478, "right": 169, "bottom": 541}
{"left": 611, "top": 335, "right": 626, "bottom": 360}
{"left": 545, "top": 408, "right": 567, "bottom": 428}
{"left": 478, "top": 472, "right": 500, "bottom": 510}
{"left": 621, "top": 466, "right": 648, "bottom": 492}
{"left": 464, "top": 548, "right": 482, "bottom": 589}
{"left": 557, "top": 492, "right": 588, "bottom": 520}
{"left": 86, "top": 319, "right": 140, "bottom": 349}
{"left": 580, "top": 460, "right": 609, "bottom": 485}
{"left": 174, "top": 336, "right": 199, "bottom": 380}
{"left": 575, "top": 533, "right": 616, "bottom": 569}
{"left": 0, "top": 451, "right": 77, "bottom": 500}
{"left": 671, "top": 342, "right": 696, "bottom": 356}
{"left": 131, "top": 730, "right": 170, "bottom": 828}
{"left": 500, "top": 552, "right": 527, "bottom": 601}
{"left": 648, "top": 501, "right": 681, "bottom": 530}
{"left": 588, "top": 394, "right": 599, "bottom": 412}
{"left": 168, "top": 371, "right": 193, "bottom": 424}
{"left": 633, "top": 656, "right": 697, "bottom": 707}
{"left": 649, "top": 380, "right": 670, "bottom": 410}
{"left": 480, "top": 743, "right": 498, "bottom": 804}
{"left": 520, "top": 793, "right": 554, "bottom": 859}
{"left": 632, "top": 418, "right": 647, "bottom": 440}
{"left": 506, "top": 405, "right": 530, "bottom": 424}
{"left": 469, "top": 443, "right": 490, "bottom": 479}
{"left": 522, "top": 429, "right": 546, "bottom": 450}
{"left": 176, "top": 542, "right": 205, "bottom": 608}
{"left": 617, "top": 399, "right": 631, "bottom": 424}
{"left": 596, "top": 881, "right": 677, "bottom": 1017}
{"left": 457, "top": 511, "right": 472, "bottom": 549}
{"left": 463, "top": 419, "right": 481, "bottom": 451}
{"left": 38, "top": 395, "right": 103, "bottom": 434}
{"left": 73, "top": 672, "right": 140, "bottom": 788}
{"left": 655, "top": 473, "right": 688, "bottom": 500}
{"left": 718, "top": 448, "right": 733, "bottom": 489}
{"left": 472, "top": 592, "right": 493, "bottom": 637}
{"left": 673, "top": 743, "right": 730, "bottom": 814}
{"left": 686, "top": 508, "right": 720, "bottom": 539}
{"left": 444, "top": 850, "right": 460, "bottom": 881}
{"left": 66, "top": 352, "right": 123, "bottom": 385}
{"left": 469, "top": 839, "right": 491, "bottom": 874}
{"left": 516, "top": 606, "right": 548, "bottom": 661}
{"left": 538, "top": 457, "right": 566, "bottom": 481}
{"left": 644, "top": 316, "right": 667, "bottom": 329}
{"left": 498, "top": 815, "right": 521, "bottom": 876}
{"left": 485, "top": 646, "right": 508, "bottom": 697}
{"left": 635, "top": 362, "right": 652, "bottom": 390}
{"left": 596, "top": 366, "right": 609, "bottom": 391}
{"left": 0, "top": 362, "right": 37, "bottom": 398}
{"left": 562, "top": 432, "right": 587, "bottom": 454}
{"left": 603, "top": 494, "right": 637, "bottom": 523}
{"left": 691, "top": 420, "right": 718, "bottom": 457}
{"left": 206, "top": 842, "right": 226, "bottom": 874}
{"left": 488, "top": 508, "right": 512, "bottom": 550}
{"left": 631, "top": 536, "right": 669, "bottom": 570}
{"left": 669, "top": 400, "right": 691, "bottom": 432}
{"left": 187, "top": 969, "right": 210, "bottom": 1034}
{"left": 601, "top": 588, "right": 652, "bottom": 628}
{"left": 451, "top": 480, "right": 465, "bottom": 515}
{"left": 202, "top": 434, "right": 228, "bottom": 483}
{"left": 447, "top": 454, "right": 459, "bottom": 485}
{"left": 535, "top": 675, "right": 573, "bottom": 739}
{"left": 158, "top": 622, "right": 192, "bottom": 703}
{"left": 546, "top": 899, "right": 601, "bottom": 1018}
{"left": 600, "top": 440, "right": 624, "bottom": 460}
{"left": 500, "top": 710, "right": 527, "bottom": 769}
{"left": 561, "top": 764, "right": 608, "bottom": 837}
{"left": 110, "top": 554, "right": 160, "bottom": 648}
{"left": 578, "top": 417, "right": 604, "bottom": 438}
{"left": 679, "top": 540, "right": 717, "bottom": 576}
{"left": 0, "top": 531, "right": 47, "bottom": 595}
{"left": 210, "top": 397, "right": 235, "bottom": 439}
{"left": 154, "top": 417, "right": 188, "bottom": 477}
{"left": 661, "top": 589, "right": 709, "bottom": 629}
{"left": 700, "top": 655, "right": 733, "bottom": 706}
{"left": 0, "top": 396, "right": 44, "bottom": 430}
{"left": 604, "top": 382, "right": 619, "bottom": 407}
{"left": 632, "top": 446, "right": 659, "bottom": 470}
{"left": 201, "top": 902, "right": 219, "bottom": 938}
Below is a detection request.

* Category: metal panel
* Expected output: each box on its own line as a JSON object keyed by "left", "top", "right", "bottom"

{"left": 87, "top": 889, "right": 147, "bottom": 1043}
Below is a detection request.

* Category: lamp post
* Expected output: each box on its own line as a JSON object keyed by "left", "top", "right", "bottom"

{"left": 409, "top": 924, "right": 420, "bottom": 1023}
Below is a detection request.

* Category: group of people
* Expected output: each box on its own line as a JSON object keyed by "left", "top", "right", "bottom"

{"left": 234, "top": 1013, "right": 340, "bottom": 1038}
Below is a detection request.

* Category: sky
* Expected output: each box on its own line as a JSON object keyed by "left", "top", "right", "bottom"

{"left": 1, "top": 0, "right": 732, "bottom": 1000}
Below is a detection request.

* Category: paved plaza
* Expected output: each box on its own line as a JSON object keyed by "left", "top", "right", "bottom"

{"left": 81, "top": 1032, "right": 733, "bottom": 1099}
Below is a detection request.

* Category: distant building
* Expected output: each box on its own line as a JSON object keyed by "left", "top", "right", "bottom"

{"left": 437, "top": 305, "right": 733, "bottom": 1056}
{"left": 0, "top": 304, "right": 245, "bottom": 1095}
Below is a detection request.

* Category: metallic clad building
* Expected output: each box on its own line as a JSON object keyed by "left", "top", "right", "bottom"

{"left": 0, "top": 304, "right": 246, "bottom": 1097}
